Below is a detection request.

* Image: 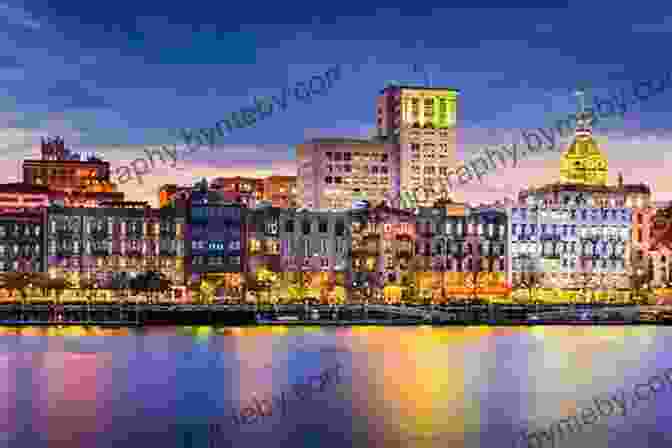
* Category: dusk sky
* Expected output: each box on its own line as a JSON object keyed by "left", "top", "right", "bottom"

{"left": 1, "top": 1, "right": 671, "bottom": 207}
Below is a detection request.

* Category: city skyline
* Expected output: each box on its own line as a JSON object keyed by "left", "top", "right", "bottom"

{"left": 1, "top": 4, "right": 671, "bottom": 207}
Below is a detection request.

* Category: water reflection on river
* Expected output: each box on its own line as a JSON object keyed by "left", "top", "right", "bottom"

{"left": 1, "top": 325, "right": 671, "bottom": 448}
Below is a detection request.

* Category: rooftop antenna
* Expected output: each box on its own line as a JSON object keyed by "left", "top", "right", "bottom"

{"left": 574, "top": 86, "right": 592, "bottom": 138}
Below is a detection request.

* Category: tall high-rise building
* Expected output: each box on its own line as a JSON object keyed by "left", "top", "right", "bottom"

{"left": 296, "top": 138, "right": 400, "bottom": 210}
{"left": 376, "top": 85, "right": 459, "bottom": 207}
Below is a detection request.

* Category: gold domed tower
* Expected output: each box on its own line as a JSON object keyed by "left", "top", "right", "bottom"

{"left": 559, "top": 90, "right": 608, "bottom": 185}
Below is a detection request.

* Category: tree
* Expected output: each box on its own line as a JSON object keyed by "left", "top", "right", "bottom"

{"left": 243, "top": 273, "right": 264, "bottom": 305}
{"left": 512, "top": 255, "right": 543, "bottom": 304}
{"left": 288, "top": 271, "right": 310, "bottom": 304}
{"left": 463, "top": 255, "right": 486, "bottom": 304}
{"left": 630, "top": 256, "right": 653, "bottom": 305}
{"left": 130, "top": 271, "right": 172, "bottom": 303}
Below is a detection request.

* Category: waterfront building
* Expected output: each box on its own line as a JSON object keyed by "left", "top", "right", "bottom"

{"left": 0, "top": 210, "right": 47, "bottom": 274}
{"left": 634, "top": 201, "right": 672, "bottom": 301}
{"left": 22, "top": 137, "right": 123, "bottom": 206}
{"left": 347, "top": 202, "right": 509, "bottom": 303}
{"left": 416, "top": 204, "right": 509, "bottom": 303}
{"left": 245, "top": 207, "right": 350, "bottom": 303}
{"left": 46, "top": 202, "right": 186, "bottom": 301}
{"left": 350, "top": 205, "right": 415, "bottom": 303}
{"left": 511, "top": 110, "right": 646, "bottom": 303}
{"left": 296, "top": 138, "right": 400, "bottom": 210}
{"left": 185, "top": 200, "right": 243, "bottom": 302}
{"left": 376, "top": 85, "right": 459, "bottom": 207}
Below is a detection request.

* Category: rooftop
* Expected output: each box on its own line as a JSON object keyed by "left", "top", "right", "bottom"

{"left": 380, "top": 85, "right": 460, "bottom": 93}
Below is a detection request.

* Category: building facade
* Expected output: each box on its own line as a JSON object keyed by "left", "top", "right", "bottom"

{"left": 245, "top": 207, "right": 351, "bottom": 303}
{"left": 0, "top": 210, "right": 47, "bottom": 273}
{"left": 186, "top": 200, "right": 244, "bottom": 301}
{"left": 376, "top": 85, "right": 459, "bottom": 207}
{"left": 296, "top": 138, "right": 400, "bottom": 210}
{"left": 510, "top": 110, "right": 647, "bottom": 303}
{"left": 46, "top": 203, "right": 186, "bottom": 300}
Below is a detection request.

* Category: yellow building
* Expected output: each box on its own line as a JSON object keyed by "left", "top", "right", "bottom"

{"left": 559, "top": 111, "right": 608, "bottom": 185}
{"left": 377, "top": 85, "right": 459, "bottom": 207}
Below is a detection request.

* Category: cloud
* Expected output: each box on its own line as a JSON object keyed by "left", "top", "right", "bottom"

{"left": 0, "top": 2, "right": 40, "bottom": 30}
{"left": 631, "top": 17, "right": 672, "bottom": 33}
{"left": 535, "top": 23, "right": 553, "bottom": 33}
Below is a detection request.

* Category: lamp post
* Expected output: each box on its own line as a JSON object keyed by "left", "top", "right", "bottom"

{"left": 635, "top": 268, "right": 644, "bottom": 304}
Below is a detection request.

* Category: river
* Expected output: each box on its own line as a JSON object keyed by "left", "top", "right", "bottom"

{"left": 0, "top": 325, "right": 671, "bottom": 447}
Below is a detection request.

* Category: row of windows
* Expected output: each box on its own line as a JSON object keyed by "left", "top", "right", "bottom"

{"left": 512, "top": 224, "right": 629, "bottom": 238}
{"left": 0, "top": 261, "right": 40, "bottom": 271}
{"left": 0, "top": 224, "right": 41, "bottom": 238}
{"left": 512, "top": 258, "right": 625, "bottom": 271}
{"left": 512, "top": 208, "right": 631, "bottom": 221}
{"left": 0, "top": 243, "right": 40, "bottom": 256}
{"left": 354, "top": 257, "right": 505, "bottom": 272}
{"left": 270, "top": 220, "right": 347, "bottom": 236}
{"left": 513, "top": 241, "right": 626, "bottom": 257}
{"left": 248, "top": 238, "right": 348, "bottom": 256}
{"left": 50, "top": 219, "right": 176, "bottom": 235}
{"left": 416, "top": 241, "right": 506, "bottom": 256}
{"left": 324, "top": 152, "right": 390, "bottom": 163}
{"left": 192, "top": 256, "right": 240, "bottom": 265}
{"left": 191, "top": 207, "right": 241, "bottom": 219}
{"left": 192, "top": 240, "right": 240, "bottom": 250}
{"left": 48, "top": 240, "right": 182, "bottom": 255}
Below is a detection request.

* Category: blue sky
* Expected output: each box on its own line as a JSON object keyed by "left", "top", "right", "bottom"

{"left": 1, "top": 1, "right": 671, "bottom": 206}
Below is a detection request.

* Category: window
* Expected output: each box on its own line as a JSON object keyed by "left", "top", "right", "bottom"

{"left": 302, "top": 220, "right": 311, "bottom": 235}
{"left": 303, "top": 239, "right": 310, "bottom": 257}
{"left": 335, "top": 221, "right": 345, "bottom": 236}
{"left": 285, "top": 220, "right": 294, "bottom": 233}
{"left": 319, "top": 221, "right": 328, "bottom": 233}
{"left": 336, "top": 239, "right": 344, "bottom": 255}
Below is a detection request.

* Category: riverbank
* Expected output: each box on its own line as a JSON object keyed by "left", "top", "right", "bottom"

{"left": 0, "top": 303, "right": 669, "bottom": 326}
